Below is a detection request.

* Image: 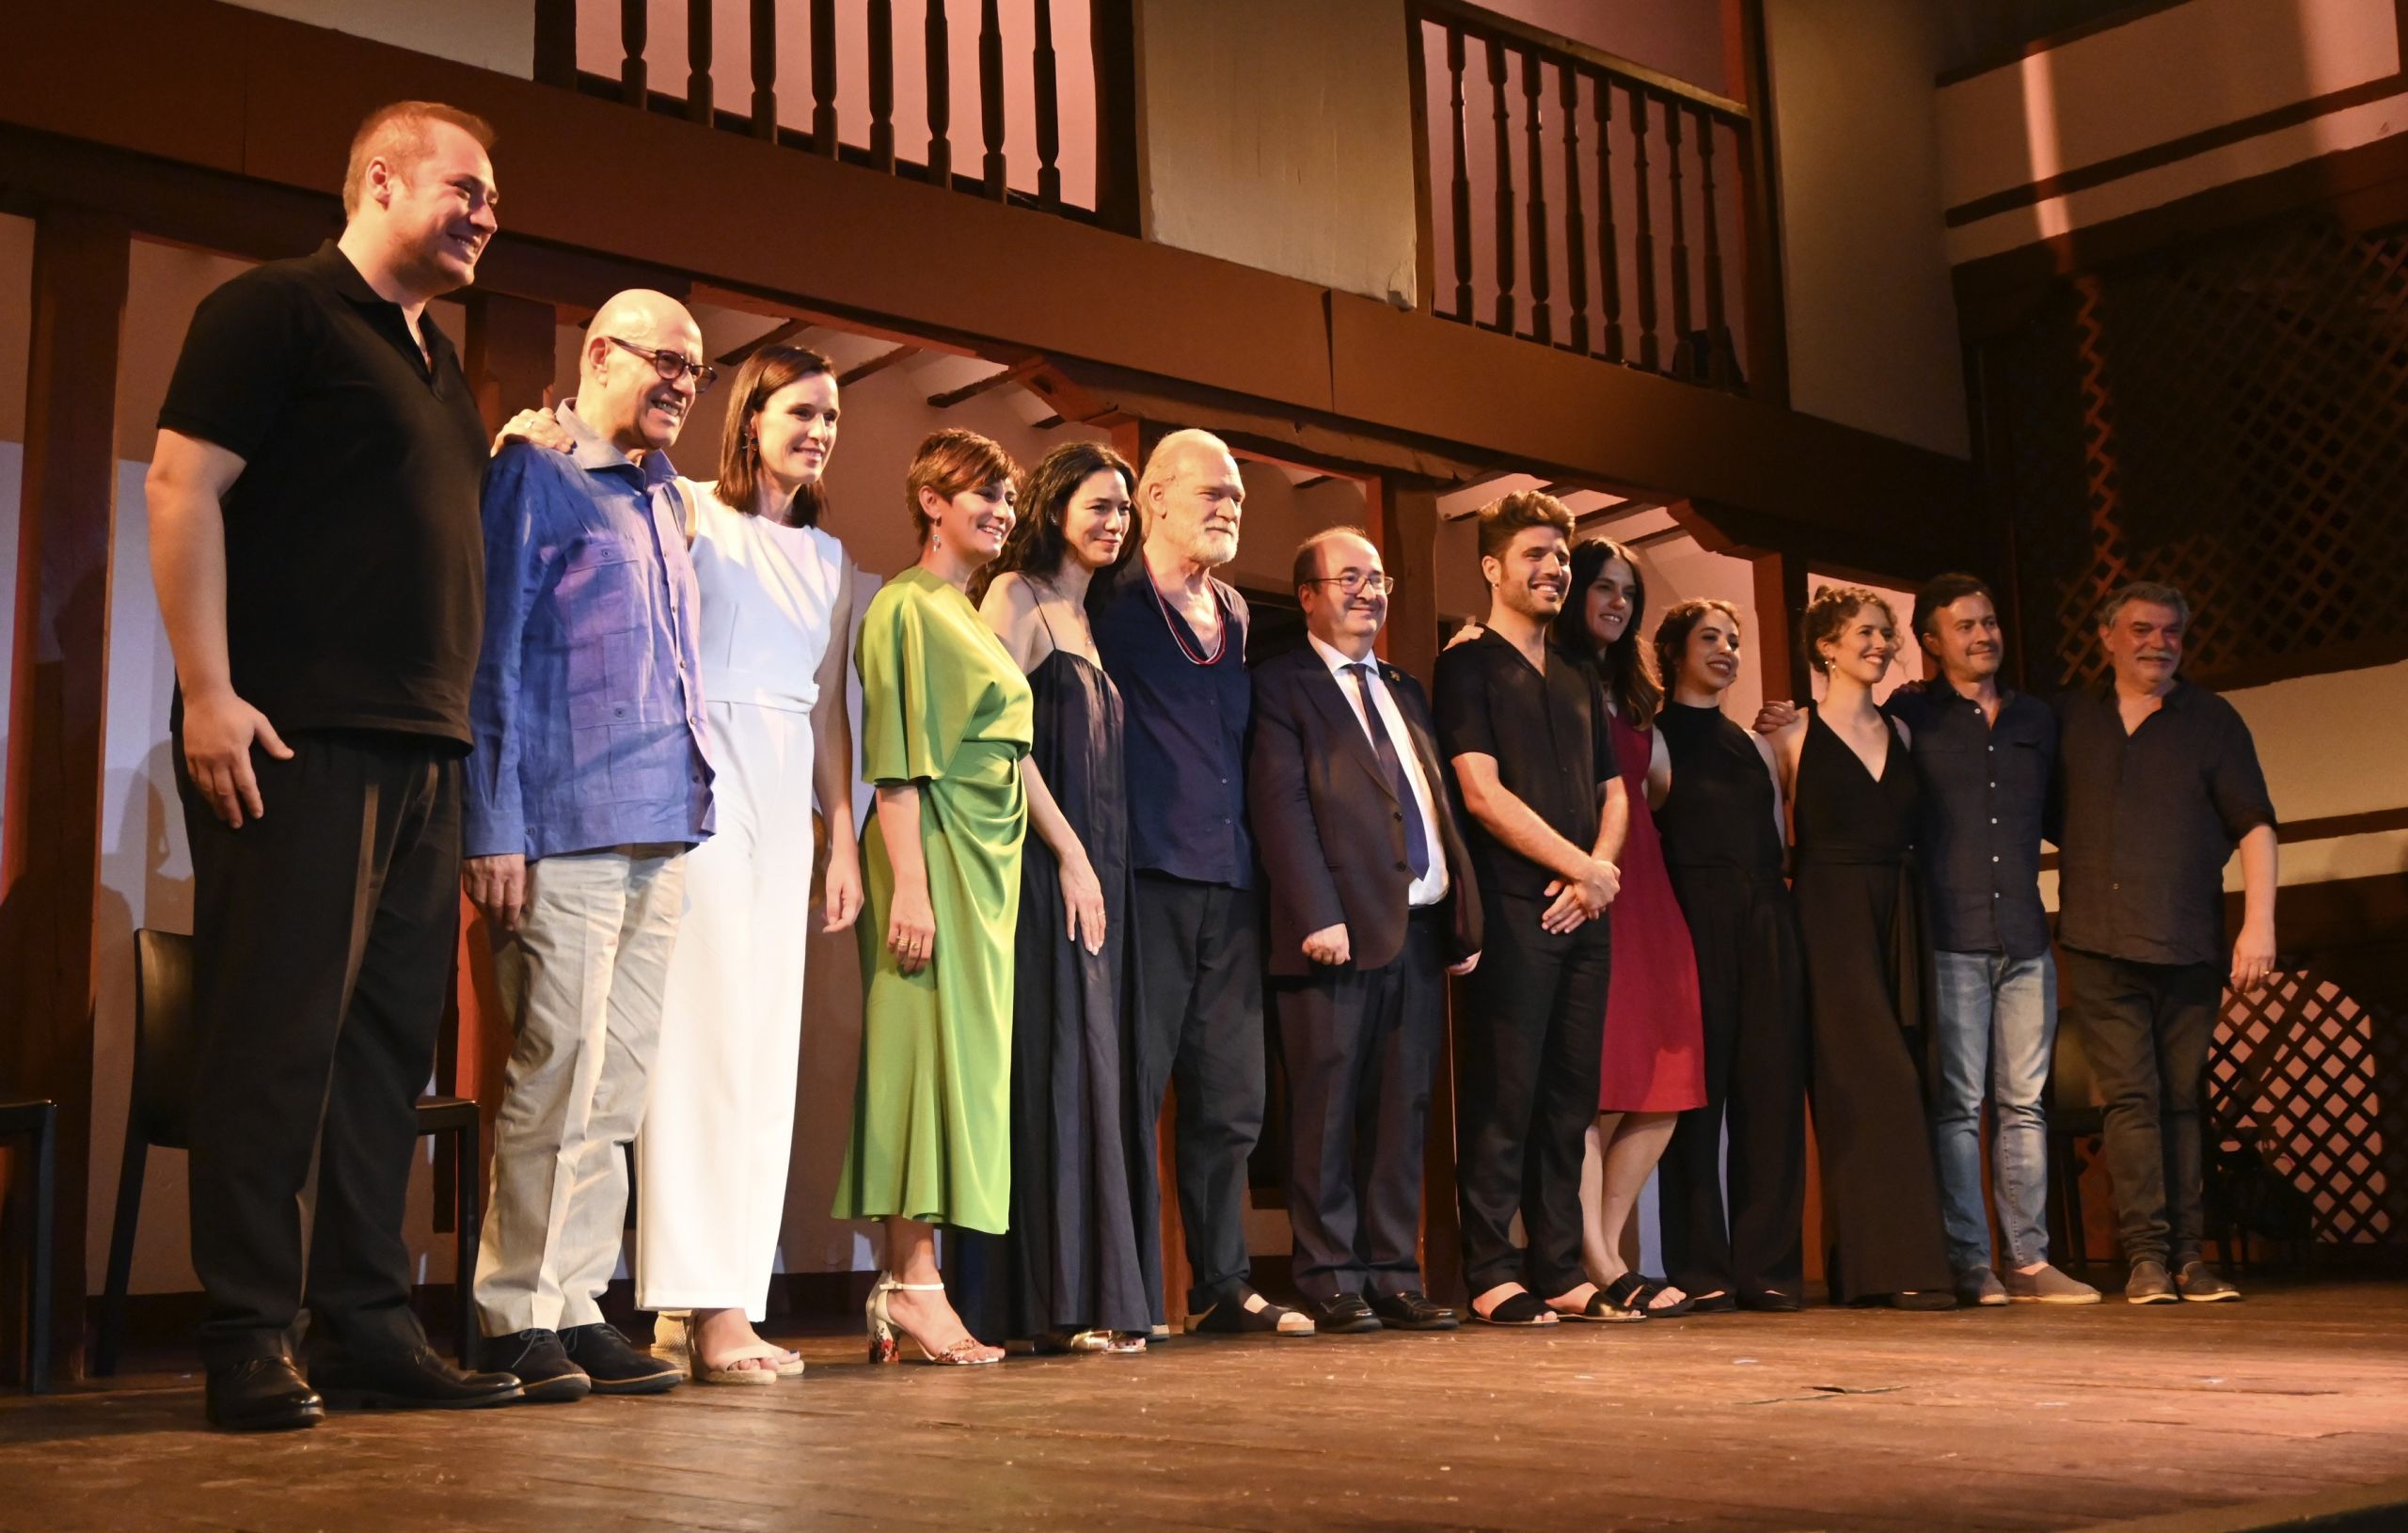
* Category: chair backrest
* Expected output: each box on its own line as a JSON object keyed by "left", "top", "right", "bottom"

{"left": 131, "top": 928, "right": 200, "bottom": 1150}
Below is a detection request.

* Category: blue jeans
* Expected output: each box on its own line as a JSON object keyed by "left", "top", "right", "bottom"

{"left": 1928, "top": 951, "right": 2056, "bottom": 1273}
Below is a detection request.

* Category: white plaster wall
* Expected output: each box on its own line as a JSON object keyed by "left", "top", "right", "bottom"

{"left": 220, "top": 0, "right": 538, "bottom": 77}
{"left": 1763, "top": 0, "right": 1972, "bottom": 458}
{"left": 1134, "top": 0, "right": 1422, "bottom": 306}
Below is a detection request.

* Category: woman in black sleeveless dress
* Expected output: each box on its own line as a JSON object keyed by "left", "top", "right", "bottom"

{"left": 1649, "top": 600, "right": 1809, "bottom": 1312}
{"left": 1770, "top": 587, "right": 1955, "bottom": 1308}
{"left": 953, "top": 443, "right": 1156, "bottom": 1351}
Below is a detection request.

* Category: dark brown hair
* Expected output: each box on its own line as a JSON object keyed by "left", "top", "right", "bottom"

{"left": 1555, "top": 537, "right": 1662, "bottom": 727}
{"left": 716, "top": 343, "right": 836, "bottom": 526}
{"left": 1911, "top": 571, "right": 1996, "bottom": 640}
{"left": 974, "top": 439, "right": 1133, "bottom": 603}
{"left": 2096, "top": 580, "right": 2190, "bottom": 629}
{"left": 1475, "top": 490, "right": 1575, "bottom": 561}
{"left": 1653, "top": 598, "right": 1743, "bottom": 696}
{"left": 1800, "top": 584, "right": 1897, "bottom": 674}
{"left": 342, "top": 101, "right": 496, "bottom": 215}
{"left": 1291, "top": 525, "right": 1377, "bottom": 596}
{"left": 906, "top": 428, "right": 1022, "bottom": 545}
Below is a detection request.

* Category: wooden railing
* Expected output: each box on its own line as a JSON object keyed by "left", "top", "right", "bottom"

{"left": 533, "top": 0, "right": 1139, "bottom": 231}
{"left": 1407, "top": 0, "right": 1771, "bottom": 392}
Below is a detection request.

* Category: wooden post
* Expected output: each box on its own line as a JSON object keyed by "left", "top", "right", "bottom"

{"left": 619, "top": 0, "right": 648, "bottom": 107}
{"left": 1750, "top": 545, "right": 1809, "bottom": 703}
{"left": 1487, "top": 38, "right": 1516, "bottom": 334}
{"left": 978, "top": 0, "right": 1008, "bottom": 199}
{"left": 532, "top": 0, "right": 577, "bottom": 88}
{"left": 1088, "top": 0, "right": 1142, "bottom": 233}
{"left": 1726, "top": 0, "right": 1790, "bottom": 403}
{"left": 0, "top": 205, "right": 130, "bottom": 1383}
{"left": 749, "top": 0, "right": 779, "bottom": 140}
{"left": 925, "top": 0, "right": 954, "bottom": 188}
{"left": 811, "top": 0, "right": 839, "bottom": 155}
{"left": 1447, "top": 28, "right": 1474, "bottom": 321}
{"left": 869, "top": 0, "right": 897, "bottom": 170}
{"left": 685, "top": 0, "right": 713, "bottom": 123}
{"left": 1033, "top": 0, "right": 1062, "bottom": 209}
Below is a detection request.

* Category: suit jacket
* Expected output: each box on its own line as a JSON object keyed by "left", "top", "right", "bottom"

{"left": 1248, "top": 643, "right": 1481, "bottom": 978}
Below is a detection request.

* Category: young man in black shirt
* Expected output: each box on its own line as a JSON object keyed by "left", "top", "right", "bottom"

{"left": 2054, "top": 582, "right": 2277, "bottom": 1304}
{"left": 147, "top": 101, "right": 526, "bottom": 1428}
{"left": 1434, "top": 492, "right": 1627, "bottom": 1327}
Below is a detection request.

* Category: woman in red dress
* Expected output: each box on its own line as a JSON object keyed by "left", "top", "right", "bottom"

{"left": 1556, "top": 538, "right": 1707, "bottom": 1318}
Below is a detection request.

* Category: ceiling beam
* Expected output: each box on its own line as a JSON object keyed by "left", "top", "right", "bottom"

{"left": 926, "top": 356, "right": 1044, "bottom": 409}
{"left": 716, "top": 316, "right": 807, "bottom": 367}
{"left": 837, "top": 344, "right": 922, "bottom": 387}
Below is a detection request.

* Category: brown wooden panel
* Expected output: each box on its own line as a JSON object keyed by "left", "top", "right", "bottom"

{"left": 1327, "top": 291, "right": 1980, "bottom": 561}
{"left": 0, "top": 206, "right": 130, "bottom": 1383}
{"left": 2, "top": 5, "right": 246, "bottom": 173}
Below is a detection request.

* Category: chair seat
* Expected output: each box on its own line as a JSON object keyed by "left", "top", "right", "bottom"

{"left": 414, "top": 1096, "right": 478, "bottom": 1131}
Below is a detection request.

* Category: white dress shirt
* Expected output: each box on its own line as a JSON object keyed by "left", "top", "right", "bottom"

{"left": 1307, "top": 632, "right": 1449, "bottom": 907}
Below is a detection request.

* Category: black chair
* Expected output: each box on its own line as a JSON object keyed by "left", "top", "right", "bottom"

{"left": 97, "top": 929, "right": 481, "bottom": 1374}
{"left": 0, "top": 1098, "right": 56, "bottom": 1393}
{"left": 2045, "top": 1017, "right": 2107, "bottom": 1274}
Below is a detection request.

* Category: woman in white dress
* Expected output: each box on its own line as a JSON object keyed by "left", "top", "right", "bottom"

{"left": 635, "top": 343, "right": 863, "bottom": 1381}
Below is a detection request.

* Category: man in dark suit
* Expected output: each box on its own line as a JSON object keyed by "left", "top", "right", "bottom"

{"left": 1250, "top": 528, "right": 1481, "bottom": 1334}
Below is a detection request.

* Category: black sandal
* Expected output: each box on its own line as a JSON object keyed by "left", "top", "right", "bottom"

{"left": 1631, "top": 1277, "right": 1695, "bottom": 1318}
{"left": 1600, "top": 1273, "right": 1654, "bottom": 1320}
{"left": 1469, "top": 1291, "right": 1558, "bottom": 1327}
{"left": 1554, "top": 1286, "right": 1645, "bottom": 1323}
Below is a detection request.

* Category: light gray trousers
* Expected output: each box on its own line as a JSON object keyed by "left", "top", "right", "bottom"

{"left": 474, "top": 845, "right": 687, "bottom": 1336}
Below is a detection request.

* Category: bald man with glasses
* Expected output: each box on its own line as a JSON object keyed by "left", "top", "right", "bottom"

{"left": 464, "top": 290, "right": 718, "bottom": 1400}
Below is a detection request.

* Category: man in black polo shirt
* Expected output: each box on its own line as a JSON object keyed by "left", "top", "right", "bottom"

{"left": 2055, "top": 582, "right": 2277, "bottom": 1305}
{"left": 1434, "top": 491, "right": 1626, "bottom": 1327}
{"left": 147, "top": 102, "right": 526, "bottom": 1428}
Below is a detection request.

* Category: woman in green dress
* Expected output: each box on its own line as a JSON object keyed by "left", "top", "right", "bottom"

{"left": 836, "top": 428, "right": 1034, "bottom": 1366}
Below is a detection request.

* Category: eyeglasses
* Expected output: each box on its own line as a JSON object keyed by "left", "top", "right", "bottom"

{"left": 1307, "top": 571, "right": 1398, "bottom": 597}
{"left": 604, "top": 335, "right": 719, "bottom": 394}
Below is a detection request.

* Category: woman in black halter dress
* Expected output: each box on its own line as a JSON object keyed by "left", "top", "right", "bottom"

{"left": 1772, "top": 588, "right": 1955, "bottom": 1308}
{"left": 1649, "top": 601, "right": 1809, "bottom": 1311}
{"left": 952, "top": 443, "right": 1156, "bottom": 1350}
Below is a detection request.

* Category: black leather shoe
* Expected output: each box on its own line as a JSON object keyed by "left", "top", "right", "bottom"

{"left": 1739, "top": 1288, "right": 1803, "bottom": 1313}
{"left": 310, "top": 1343, "right": 525, "bottom": 1412}
{"left": 561, "top": 1322, "right": 684, "bottom": 1394}
{"left": 482, "top": 1328, "right": 592, "bottom": 1403}
{"left": 205, "top": 1355, "right": 325, "bottom": 1431}
{"left": 1301, "top": 1293, "right": 1384, "bottom": 1335}
{"left": 1369, "top": 1290, "right": 1459, "bottom": 1331}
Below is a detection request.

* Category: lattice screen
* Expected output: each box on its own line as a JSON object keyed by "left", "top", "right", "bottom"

{"left": 2211, "top": 970, "right": 2402, "bottom": 1244}
{"left": 1984, "top": 208, "right": 2408, "bottom": 690}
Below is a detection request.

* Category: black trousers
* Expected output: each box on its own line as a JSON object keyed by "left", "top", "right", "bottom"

{"left": 2061, "top": 947, "right": 2222, "bottom": 1267}
{"left": 1455, "top": 890, "right": 1609, "bottom": 1298}
{"left": 1657, "top": 866, "right": 1807, "bottom": 1299}
{"left": 1130, "top": 873, "right": 1265, "bottom": 1310}
{"left": 178, "top": 730, "right": 462, "bottom": 1367}
{"left": 1274, "top": 909, "right": 1447, "bottom": 1302}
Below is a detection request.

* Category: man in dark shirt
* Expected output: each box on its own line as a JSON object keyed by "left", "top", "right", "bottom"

{"left": 147, "top": 102, "right": 525, "bottom": 1429}
{"left": 1094, "top": 430, "right": 1309, "bottom": 1335}
{"left": 1434, "top": 492, "right": 1627, "bottom": 1327}
{"left": 1887, "top": 577, "right": 2099, "bottom": 1307}
{"left": 2055, "top": 582, "right": 2277, "bottom": 1304}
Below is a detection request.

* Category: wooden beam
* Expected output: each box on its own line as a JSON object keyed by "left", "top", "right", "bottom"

{"left": 716, "top": 316, "right": 807, "bottom": 368}
{"left": 463, "top": 292, "right": 560, "bottom": 434}
{"left": 0, "top": 205, "right": 129, "bottom": 1383}
{"left": 924, "top": 356, "right": 1041, "bottom": 409}
{"left": 837, "top": 344, "right": 921, "bottom": 387}
{"left": 1749, "top": 544, "right": 1809, "bottom": 704}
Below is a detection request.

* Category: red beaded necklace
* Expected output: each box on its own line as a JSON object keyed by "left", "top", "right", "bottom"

{"left": 1148, "top": 572, "right": 1227, "bottom": 665}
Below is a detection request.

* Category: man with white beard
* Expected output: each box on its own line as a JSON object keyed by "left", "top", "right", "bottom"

{"left": 1092, "top": 430, "right": 1313, "bottom": 1336}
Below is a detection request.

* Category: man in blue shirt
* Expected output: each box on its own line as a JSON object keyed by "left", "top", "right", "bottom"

{"left": 464, "top": 288, "right": 716, "bottom": 1399}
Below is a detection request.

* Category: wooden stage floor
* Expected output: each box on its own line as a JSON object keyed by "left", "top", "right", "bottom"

{"left": 5, "top": 1278, "right": 2406, "bottom": 1532}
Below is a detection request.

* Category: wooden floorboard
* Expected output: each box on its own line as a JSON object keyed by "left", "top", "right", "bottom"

{"left": 4, "top": 1278, "right": 2407, "bottom": 1531}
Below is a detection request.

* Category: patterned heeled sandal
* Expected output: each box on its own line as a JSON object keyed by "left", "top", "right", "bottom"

{"left": 865, "top": 1275, "right": 1005, "bottom": 1367}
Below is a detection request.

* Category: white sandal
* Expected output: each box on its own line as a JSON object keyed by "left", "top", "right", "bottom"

{"left": 657, "top": 1313, "right": 800, "bottom": 1384}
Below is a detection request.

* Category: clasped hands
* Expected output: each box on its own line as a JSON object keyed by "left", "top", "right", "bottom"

{"left": 1539, "top": 856, "right": 1620, "bottom": 934}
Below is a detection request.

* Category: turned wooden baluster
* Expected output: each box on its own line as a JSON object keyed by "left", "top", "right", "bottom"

{"left": 1522, "top": 46, "right": 1551, "bottom": 345}
{"left": 980, "top": 0, "right": 1007, "bottom": 198}
{"left": 1489, "top": 37, "right": 1516, "bottom": 334}
{"left": 927, "top": 0, "right": 954, "bottom": 187}
{"left": 533, "top": 0, "right": 575, "bottom": 87}
{"left": 1447, "top": 27, "right": 1473, "bottom": 322}
{"left": 1665, "top": 96, "right": 1694, "bottom": 375}
{"left": 871, "top": 0, "right": 897, "bottom": 170}
{"left": 620, "top": 0, "right": 647, "bottom": 107}
{"left": 1629, "top": 81, "right": 1659, "bottom": 371}
{"left": 811, "top": 0, "right": 839, "bottom": 154}
{"left": 687, "top": 0, "right": 713, "bottom": 123}
{"left": 1560, "top": 64, "right": 1588, "bottom": 354}
{"left": 1698, "top": 107, "right": 1732, "bottom": 386}
{"left": 1593, "top": 67, "right": 1622, "bottom": 362}
{"left": 750, "top": 0, "right": 778, "bottom": 139}
{"left": 1034, "top": 0, "right": 1062, "bottom": 208}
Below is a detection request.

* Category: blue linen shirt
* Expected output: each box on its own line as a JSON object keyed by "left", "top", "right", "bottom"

{"left": 464, "top": 402, "right": 715, "bottom": 861}
{"left": 1884, "top": 681, "right": 2057, "bottom": 960}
